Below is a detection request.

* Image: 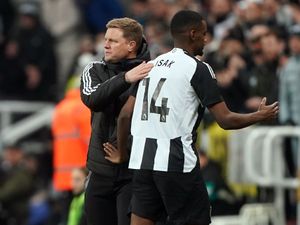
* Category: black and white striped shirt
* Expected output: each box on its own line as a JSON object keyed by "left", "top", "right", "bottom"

{"left": 129, "top": 48, "right": 223, "bottom": 172}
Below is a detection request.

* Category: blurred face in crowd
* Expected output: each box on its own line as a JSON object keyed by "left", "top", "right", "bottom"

{"left": 19, "top": 14, "right": 37, "bottom": 29}
{"left": 290, "top": 4, "right": 300, "bottom": 23}
{"left": 209, "top": 0, "right": 232, "bottom": 20}
{"left": 260, "top": 33, "right": 284, "bottom": 61}
{"left": 289, "top": 36, "right": 300, "bottom": 55}
{"left": 104, "top": 28, "right": 136, "bottom": 63}
{"left": 148, "top": 0, "right": 169, "bottom": 19}
{"left": 144, "top": 22, "right": 165, "bottom": 44}
{"left": 247, "top": 24, "right": 270, "bottom": 61}
{"left": 263, "top": 0, "right": 279, "bottom": 17}
{"left": 3, "top": 147, "right": 23, "bottom": 167}
{"left": 220, "top": 38, "right": 244, "bottom": 57}
{"left": 71, "top": 168, "right": 87, "bottom": 195}
{"left": 131, "top": 0, "right": 149, "bottom": 19}
{"left": 244, "top": 2, "right": 264, "bottom": 23}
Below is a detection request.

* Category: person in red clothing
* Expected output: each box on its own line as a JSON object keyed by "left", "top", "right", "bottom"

{"left": 51, "top": 88, "right": 91, "bottom": 192}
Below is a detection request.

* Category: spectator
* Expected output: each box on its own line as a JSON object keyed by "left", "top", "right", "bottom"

{"left": 0, "top": 0, "right": 15, "bottom": 100}
{"left": 263, "top": 0, "right": 293, "bottom": 29}
{"left": 144, "top": 20, "right": 172, "bottom": 58}
{"left": 67, "top": 167, "right": 88, "bottom": 225}
{"left": 199, "top": 150, "right": 239, "bottom": 216}
{"left": 1, "top": 1, "right": 57, "bottom": 101}
{"left": 279, "top": 24, "right": 300, "bottom": 174}
{"left": 280, "top": 24, "right": 300, "bottom": 128}
{"left": 206, "top": 0, "right": 236, "bottom": 45}
{"left": 51, "top": 86, "right": 91, "bottom": 224}
{"left": 76, "top": 0, "right": 124, "bottom": 34}
{"left": 51, "top": 86, "right": 91, "bottom": 192}
{"left": 246, "top": 29, "right": 286, "bottom": 117}
{"left": 66, "top": 34, "right": 98, "bottom": 92}
{"left": 245, "top": 24, "right": 271, "bottom": 67}
{"left": 0, "top": 144, "right": 35, "bottom": 225}
{"left": 0, "top": 0, "right": 15, "bottom": 49}
{"left": 25, "top": 153, "right": 50, "bottom": 225}
{"left": 127, "top": 0, "right": 150, "bottom": 25}
{"left": 205, "top": 34, "right": 250, "bottom": 113}
{"left": 243, "top": 0, "right": 266, "bottom": 28}
{"left": 279, "top": 23, "right": 300, "bottom": 223}
{"left": 147, "top": 0, "right": 174, "bottom": 22}
{"left": 290, "top": 2, "right": 300, "bottom": 25}
{"left": 41, "top": 0, "right": 84, "bottom": 99}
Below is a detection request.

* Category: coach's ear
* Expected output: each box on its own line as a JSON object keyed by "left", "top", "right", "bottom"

{"left": 128, "top": 40, "right": 137, "bottom": 53}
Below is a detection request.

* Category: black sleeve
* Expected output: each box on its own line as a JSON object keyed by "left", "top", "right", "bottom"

{"left": 80, "top": 62, "right": 131, "bottom": 112}
{"left": 129, "top": 81, "right": 140, "bottom": 97}
{"left": 190, "top": 61, "right": 223, "bottom": 107}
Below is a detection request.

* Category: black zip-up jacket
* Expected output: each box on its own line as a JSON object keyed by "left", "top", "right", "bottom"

{"left": 80, "top": 40, "right": 150, "bottom": 177}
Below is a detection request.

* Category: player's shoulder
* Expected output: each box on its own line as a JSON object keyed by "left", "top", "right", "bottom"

{"left": 164, "top": 48, "right": 199, "bottom": 67}
{"left": 194, "top": 58, "right": 216, "bottom": 79}
{"left": 175, "top": 49, "right": 210, "bottom": 69}
{"left": 152, "top": 50, "right": 173, "bottom": 62}
{"left": 179, "top": 51, "right": 215, "bottom": 75}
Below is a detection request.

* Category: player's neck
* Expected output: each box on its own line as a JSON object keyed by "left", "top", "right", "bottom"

{"left": 174, "top": 43, "right": 193, "bottom": 55}
{"left": 174, "top": 45, "right": 193, "bottom": 55}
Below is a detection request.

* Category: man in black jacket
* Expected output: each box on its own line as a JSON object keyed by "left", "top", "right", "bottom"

{"left": 80, "top": 17, "right": 153, "bottom": 225}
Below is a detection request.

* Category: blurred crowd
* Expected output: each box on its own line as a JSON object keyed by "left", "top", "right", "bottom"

{"left": 1, "top": 0, "right": 300, "bottom": 224}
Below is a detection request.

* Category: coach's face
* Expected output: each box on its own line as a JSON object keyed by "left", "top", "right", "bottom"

{"left": 194, "top": 20, "right": 207, "bottom": 56}
{"left": 104, "top": 28, "right": 136, "bottom": 63}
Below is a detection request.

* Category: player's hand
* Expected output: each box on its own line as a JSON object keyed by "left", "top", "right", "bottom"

{"left": 245, "top": 96, "right": 262, "bottom": 110}
{"left": 103, "top": 142, "right": 124, "bottom": 164}
{"left": 125, "top": 61, "right": 154, "bottom": 83}
{"left": 257, "top": 97, "right": 279, "bottom": 120}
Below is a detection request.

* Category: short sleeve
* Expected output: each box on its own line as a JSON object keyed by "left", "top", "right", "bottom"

{"left": 190, "top": 61, "right": 223, "bottom": 107}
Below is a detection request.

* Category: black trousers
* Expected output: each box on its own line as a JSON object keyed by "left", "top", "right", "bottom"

{"left": 84, "top": 171, "right": 132, "bottom": 225}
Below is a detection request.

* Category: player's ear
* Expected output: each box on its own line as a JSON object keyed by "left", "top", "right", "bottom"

{"left": 190, "top": 29, "right": 197, "bottom": 41}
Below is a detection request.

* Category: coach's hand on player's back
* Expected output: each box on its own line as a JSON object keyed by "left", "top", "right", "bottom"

{"left": 125, "top": 61, "right": 154, "bottom": 83}
{"left": 257, "top": 97, "right": 279, "bottom": 120}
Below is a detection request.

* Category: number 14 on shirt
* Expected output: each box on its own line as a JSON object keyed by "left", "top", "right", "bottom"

{"left": 141, "top": 77, "right": 170, "bottom": 123}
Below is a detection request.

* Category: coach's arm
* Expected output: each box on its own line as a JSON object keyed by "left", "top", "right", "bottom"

{"left": 102, "top": 95, "right": 135, "bottom": 163}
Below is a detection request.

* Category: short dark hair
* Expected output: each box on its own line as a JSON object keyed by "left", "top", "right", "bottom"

{"left": 170, "top": 10, "right": 204, "bottom": 39}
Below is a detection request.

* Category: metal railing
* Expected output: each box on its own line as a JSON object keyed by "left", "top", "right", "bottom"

{"left": 243, "top": 126, "right": 300, "bottom": 225}
{"left": 213, "top": 126, "right": 300, "bottom": 225}
{"left": 212, "top": 203, "right": 283, "bottom": 225}
{"left": 0, "top": 100, "right": 54, "bottom": 149}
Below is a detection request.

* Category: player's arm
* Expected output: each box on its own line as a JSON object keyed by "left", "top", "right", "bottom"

{"left": 118, "top": 95, "right": 136, "bottom": 161}
{"left": 208, "top": 97, "right": 279, "bottom": 130}
{"left": 192, "top": 61, "right": 278, "bottom": 130}
{"left": 103, "top": 96, "right": 136, "bottom": 163}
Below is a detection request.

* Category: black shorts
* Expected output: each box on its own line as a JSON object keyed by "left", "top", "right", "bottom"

{"left": 130, "top": 165, "right": 211, "bottom": 225}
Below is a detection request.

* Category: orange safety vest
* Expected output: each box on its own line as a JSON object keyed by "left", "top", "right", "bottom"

{"left": 51, "top": 88, "right": 91, "bottom": 191}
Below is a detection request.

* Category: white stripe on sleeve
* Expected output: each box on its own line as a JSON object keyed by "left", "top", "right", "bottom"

{"left": 82, "top": 61, "right": 104, "bottom": 95}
